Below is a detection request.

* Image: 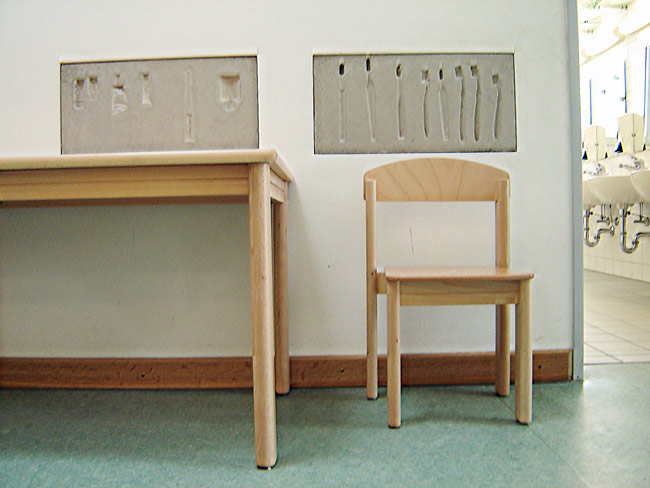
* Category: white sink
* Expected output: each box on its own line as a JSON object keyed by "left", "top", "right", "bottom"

{"left": 631, "top": 169, "right": 650, "bottom": 203}
{"left": 582, "top": 179, "right": 601, "bottom": 209}
{"left": 589, "top": 174, "right": 641, "bottom": 206}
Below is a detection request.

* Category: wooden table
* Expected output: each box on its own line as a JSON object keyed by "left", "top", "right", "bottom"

{"left": 0, "top": 149, "right": 293, "bottom": 468}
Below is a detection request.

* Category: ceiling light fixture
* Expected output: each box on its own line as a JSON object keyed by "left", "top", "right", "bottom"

{"left": 618, "top": 1, "right": 650, "bottom": 34}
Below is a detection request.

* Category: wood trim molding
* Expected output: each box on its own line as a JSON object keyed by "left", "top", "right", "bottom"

{"left": 0, "top": 350, "right": 571, "bottom": 389}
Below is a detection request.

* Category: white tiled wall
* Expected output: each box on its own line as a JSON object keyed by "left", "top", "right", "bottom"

{"left": 584, "top": 215, "right": 650, "bottom": 282}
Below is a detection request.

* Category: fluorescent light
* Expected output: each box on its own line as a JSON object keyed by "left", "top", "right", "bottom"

{"left": 618, "top": 1, "right": 650, "bottom": 34}
{"left": 582, "top": 29, "right": 623, "bottom": 56}
{"left": 580, "top": 6, "right": 627, "bottom": 57}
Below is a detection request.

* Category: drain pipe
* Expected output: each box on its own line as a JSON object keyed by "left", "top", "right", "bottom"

{"left": 620, "top": 204, "right": 650, "bottom": 253}
{"left": 584, "top": 206, "right": 615, "bottom": 247}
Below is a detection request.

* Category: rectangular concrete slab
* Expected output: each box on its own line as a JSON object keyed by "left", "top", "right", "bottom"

{"left": 314, "top": 53, "right": 516, "bottom": 154}
{"left": 61, "top": 57, "right": 258, "bottom": 154}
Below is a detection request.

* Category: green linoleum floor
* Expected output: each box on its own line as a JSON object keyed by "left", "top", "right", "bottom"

{"left": 1, "top": 363, "right": 649, "bottom": 487}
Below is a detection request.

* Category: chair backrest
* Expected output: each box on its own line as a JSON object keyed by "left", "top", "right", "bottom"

{"left": 364, "top": 157, "right": 510, "bottom": 268}
{"left": 363, "top": 157, "right": 508, "bottom": 202}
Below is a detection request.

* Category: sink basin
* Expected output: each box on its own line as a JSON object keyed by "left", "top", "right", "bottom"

{"left": 582, "top": 179, "right": 601, "bottom": 209}
{"left": 631, "top": 169, "right": 650, "bottom": 203}
{"left": 589, "top": 174, "right": 641, "bottom": 206}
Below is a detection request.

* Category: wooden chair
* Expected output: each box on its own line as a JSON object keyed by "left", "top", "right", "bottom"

{"left": 364, "top": 157, "right": 534, "bottom": 428}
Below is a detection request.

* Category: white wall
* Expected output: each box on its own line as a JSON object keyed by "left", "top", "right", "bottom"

{"left": 0, "top": 0, "right": 576, "bottom": 358}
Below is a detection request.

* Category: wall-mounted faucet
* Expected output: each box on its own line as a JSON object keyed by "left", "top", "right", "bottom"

{"left": 583, "top": 162, "right": 605, "bottom": 177}
{"left": 618, "top": 156, "right": 644, "bottom": 171}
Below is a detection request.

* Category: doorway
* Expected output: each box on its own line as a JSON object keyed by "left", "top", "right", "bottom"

{"left": 577, "top": 0, "right": 650, "bottom": 366}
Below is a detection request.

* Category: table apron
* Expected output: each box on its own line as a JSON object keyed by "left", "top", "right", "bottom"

{"left": 0, "top": 164, "right": 253, "bottom": 206}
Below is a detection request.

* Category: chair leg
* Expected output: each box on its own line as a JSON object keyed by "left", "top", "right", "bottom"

{"left": 495, "top": 304, "right": 510, "bottom": 397}
{"left": 515, "top": 279, "right": 532, "bottom": 424}
{"left": 367, "top": 285, "right": 378, "bottom": 400}
{"left": 387, "top": 281, "right": 401, "bottom": 428}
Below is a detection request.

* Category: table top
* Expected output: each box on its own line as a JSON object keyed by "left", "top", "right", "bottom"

{"left": 0, "top": 149, "right": 294, "bottom": 182}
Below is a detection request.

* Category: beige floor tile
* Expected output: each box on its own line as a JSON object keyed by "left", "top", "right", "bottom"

{"left": 585, "top": 334, "right": 627, "bottom": 343}
{"left": 584, "top": 355, "right": 622, "bottom": 364}
{"left": 592, "top": 342, "right": 648, "bottom": 355}
{"left": 616, "top": 314, "right": 650, "bottom": 325}
{"left": 586, "top": 317, "right": 628, "bottom": 327}
{"left": 600, "top": 322, "right": 644, "bottom": 329}
{"left": 583, "top": 311, "right": 608, "bottom": 322}
{"left": 584, "top": 330, "right": 608, "bottom": 338}
{"left": 616, "top": 353, "right": 650, "bottom": 363}
{"left": 584, "top": 323, "right": 605, "bottom": 330}
{"left": 584, "top": 344, "right": 602, "bottom": 354}
{"left": 584, "top": 270, "right": 650, "bottom": 363}
{"left": 611, "top": 331, "right": 650, "bottom": 342}
{"left": 584, "top": 338, "right": 617, "bottom": 346}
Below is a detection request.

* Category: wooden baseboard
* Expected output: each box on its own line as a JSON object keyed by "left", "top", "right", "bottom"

{"left": 0, "top": 350, "right": 571, "bottom": 389}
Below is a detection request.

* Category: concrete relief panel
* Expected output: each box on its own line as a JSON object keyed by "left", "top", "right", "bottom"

{"left": 314, "top": 53, "right": 516, "bottom": 154}
{"left": 61, "top": 56, "right": 258, "bottom": 154}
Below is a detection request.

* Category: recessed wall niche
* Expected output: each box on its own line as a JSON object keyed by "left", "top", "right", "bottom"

{"left": 61, "top": 56, "right": 259, "bottom": 154}
{"left": 313, "top": 53, "right": 516, "bottom": 154}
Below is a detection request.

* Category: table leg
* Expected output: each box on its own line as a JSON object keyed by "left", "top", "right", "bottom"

{"left": 249, "top": 163, "right": 277, "bottom": 468}
{"left": 366, "top": 179, "right": 378, "bottom": 400}
{"left": 273, "top": 199, "right": 290, "bottom": 395}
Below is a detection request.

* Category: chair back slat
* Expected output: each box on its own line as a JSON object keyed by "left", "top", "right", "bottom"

{"left": 364, "top": 158, "right": 509, "bottom": 202}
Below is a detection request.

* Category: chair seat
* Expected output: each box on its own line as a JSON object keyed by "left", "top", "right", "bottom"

{"left": 384, "top": 266, "right": 534, "bottom": 283}
{"left": 380, "top": 266, "right": 534, "bottom": 307}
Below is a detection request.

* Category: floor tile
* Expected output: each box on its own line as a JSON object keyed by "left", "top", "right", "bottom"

{"left": 584, "top": 333, "right": 624, "bottom": 343}
{"left": 599, "top": 322, "right": 644, "bottom": 330}
{"left": 611, "top": 330, "right": 650, "bottom": 341}
{"left": 583, "top": 332, "right": 609, "bottom": 340}
{"left": 584, "top": 317, "right": 627, "bottom": 327}
{"left": 616, "top": 353, "right": 650, "bottom": 363}
{"left": 498, "top": 364, "right": 650, "bottom": 487}
{"left": 584, "top": 271, "right": 650, "bottom": 365}
{"left": 0, "top": 385, "right": 599, "bottom": 488}
{"left": 583, "top": 355, "right": 621, "bottom": 364}
{"left": 583, "top": 310, "right": 608, "bottom": 321}
{"left": 584, "top": 326, "right": 610, "bottom": 334}
{"left": 591, "top": 342, "right": 648, "bottom": 355}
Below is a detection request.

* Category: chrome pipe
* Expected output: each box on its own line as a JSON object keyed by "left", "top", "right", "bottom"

{"left": 632, "top": 232, "right": 650, "bottom": 249}
{"left": 620, "top": 206, "right": 636, "bottom": 253}
{"left": 584, "top": 208, "right": 614, "bottom": 248}
{"left": 619, "top": 205, "right": 650, "bottom": 254}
